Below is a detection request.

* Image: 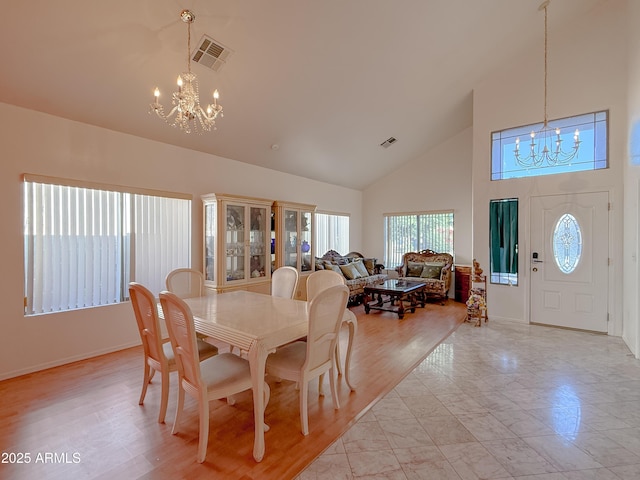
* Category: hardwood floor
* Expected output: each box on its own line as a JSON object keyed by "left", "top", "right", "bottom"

{"left": 0, "top": 300, "right": 465, "bottom": 480}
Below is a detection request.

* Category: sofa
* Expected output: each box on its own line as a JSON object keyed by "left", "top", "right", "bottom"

{"left": 395, "top": 249, "right": 453, "bottom": 305}
{"left": 316, "top": 250, "right": 388, "bottom": 304}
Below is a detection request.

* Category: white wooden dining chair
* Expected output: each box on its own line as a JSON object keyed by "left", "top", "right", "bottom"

{"left": 306, "top": 270, "right": 348, "bottom": 375}
{"left": 266, "top": 284, "right": 349, "bottom": 435}
{"left": 159, "top": 291, "right": 270, "bottom": 463}
{"left": 165, "top": 268, "right": 206, "bottom": 299}
{"left": 128, "top": 282, "right": 218, "bottom": 423}
{"left": 306, "top": 269, "right": 346, "bottom": 300}
{"left": 271, "top": 266, "right": 299, "bottom": 299}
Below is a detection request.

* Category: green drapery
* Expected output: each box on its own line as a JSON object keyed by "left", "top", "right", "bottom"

{"left": 490, "top": 199, "right": 518, "bottom": 274}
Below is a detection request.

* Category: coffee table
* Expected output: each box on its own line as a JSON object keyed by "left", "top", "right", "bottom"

{"left": 363, "top": 279, "right": 427, "bottom": 319}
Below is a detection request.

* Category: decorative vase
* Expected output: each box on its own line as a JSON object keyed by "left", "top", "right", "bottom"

{"left": 301, "top": 240, "right": 310, "bottom": 253}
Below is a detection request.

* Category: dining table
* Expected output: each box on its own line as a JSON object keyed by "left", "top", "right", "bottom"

{"left": 181, "top": 290, "right": 357, "bottom": 462}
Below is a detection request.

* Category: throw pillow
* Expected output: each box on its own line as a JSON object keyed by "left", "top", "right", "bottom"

{"left": 327, "top": 264, "right": 342, "bottom": 274}
{"left": 421, "top": 262, "right": 445, "bottom": 279}
{"left": 339, "top": 263, "right": 362, "bottom": 280}
{"left": 351, "top": 259, "right": 370, "bottom": 277}
{"left": 363, "top": 258, "right": 376, "bottom": 275}
{"left": 407, "top": 261, "right": 424, "bottom": 277}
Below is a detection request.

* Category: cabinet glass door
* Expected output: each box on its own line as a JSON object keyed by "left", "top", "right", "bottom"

{"left": 204, "top": 203, "right": 216, "bottom": 282}
{"left": 284, "top": 209, "right": 298, "bottom": 268}
{"left": 225, "top": 204, "right": 245, "bottom": 282}
{"left": 249, "top": 206, "right": 268, "bottom": 278}
{"left": 300, "top": 210, "right": 313, "bottom": 272}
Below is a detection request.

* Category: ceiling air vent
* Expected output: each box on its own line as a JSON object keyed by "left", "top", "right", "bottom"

{"left": 380, "top": 137, "right": 397, "bottom": 148}
{"left": 192, "top": 35, "right": 233, "bottom": 72}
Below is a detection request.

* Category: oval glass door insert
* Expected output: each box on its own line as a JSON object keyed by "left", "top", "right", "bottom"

{"left": 553, "top": 213, "right": 582, "bottom": 274}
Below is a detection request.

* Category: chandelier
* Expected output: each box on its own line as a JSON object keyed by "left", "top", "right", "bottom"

{"left": 514, "top": 0, "right": 580, "bottom": 167}
{"left": 150, "top": 10, "right": 223, "bottom": 134}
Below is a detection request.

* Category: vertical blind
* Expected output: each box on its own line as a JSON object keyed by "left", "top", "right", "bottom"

{"left": 132, "top": 194, "right": 191, "bottom": 295}
{"left": 315, "top": 212, "right": 349, "bottom": 255}
{"left": 24, "top": 176, "right": 191, "bottom": 315}
{"left": 384, "top": 211, "right": 454, "bottom": 268}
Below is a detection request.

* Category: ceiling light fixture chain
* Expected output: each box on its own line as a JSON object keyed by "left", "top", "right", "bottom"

{"left": 514, "top": 0, "right": 580, "bottom": 168}
{"left": 149, "top": 9, "right": 223, "bottom": 134}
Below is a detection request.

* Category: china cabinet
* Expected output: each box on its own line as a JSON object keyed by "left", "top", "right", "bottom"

{"left": 202, "top": 193, "right": 273, "bottom": 294}
{"left": 272, "top": 200, "right": 316, "bottom": 298}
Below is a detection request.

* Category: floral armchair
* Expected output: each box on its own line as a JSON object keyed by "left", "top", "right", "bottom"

{"left": 395, "top": 249, "right": 453, "bottom": 304}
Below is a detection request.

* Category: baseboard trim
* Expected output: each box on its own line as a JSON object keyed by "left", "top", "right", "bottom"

{"left": 0, "top": 341, "right": 140, "bottom": 381}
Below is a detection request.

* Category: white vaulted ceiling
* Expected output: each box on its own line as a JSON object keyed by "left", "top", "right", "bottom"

{"left": 0, "top": 0, "right": 607, "bottom": 190}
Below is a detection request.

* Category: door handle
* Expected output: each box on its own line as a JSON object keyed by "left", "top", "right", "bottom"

{"left": 532, "top": 259, "right": 543, "bottom": 263}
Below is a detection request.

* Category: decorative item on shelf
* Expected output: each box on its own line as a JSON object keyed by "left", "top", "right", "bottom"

{"left": 466, "top": 292, "right": 486, "bottom": 311}
{"left": 226, "top": 209, "right": 242, "bottom": 230}
{"left": 301, "top": 240, "right": 310, "bottom": 253}
{"left": 250, "top": 211, "right": 263, "bottom": 230}
{"left": 466, "top": 290, "right": 487, "bottom": 328}
{"left": 149, "top": 10, "right": 224, "bottom": 134}
{"left": 514, "top": 0, "right": 580, "bottom": 167}
{"left": 472, "top": 258, "right": 483, "bottom": 280}
{"left": 270, "top": 237, "right": 275, "bottom": 254}
{"left": 285, "top": 214, "right": 296, "bottom": 232}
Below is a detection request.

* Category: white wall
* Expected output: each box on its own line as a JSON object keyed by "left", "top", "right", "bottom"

{"left": 624, "top": 0, "right": 640, "bottom": 355}
{"left": 0, "top": 103, "right": 362, "bottom": 380}
{"left": 472, "top": 0, "right": 626, "bottom": 334}
{"left": 362, "top": 127, "right": 473, "bottom": 270}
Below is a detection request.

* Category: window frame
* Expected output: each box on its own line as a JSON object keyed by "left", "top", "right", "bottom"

{"left": 23, "top": 174, "right": 192, "bottom": 315}
{"left": 383, "top": 210, "right": 454, "bottom": 269}
{"left": 489, "top": 198, "right": 518, "bottom": 286}
{"left": 314, "top": 210, "right": 350, "bottom": 256}
{"left": 491, "top": 110, "right": 608, "bottom": 181}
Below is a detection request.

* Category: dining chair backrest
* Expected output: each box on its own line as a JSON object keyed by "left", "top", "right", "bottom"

{"left": 165, "top": 268, "right": 206, "bottom": 299}
{"left": 305, "top": 284, "right": 349, "bottom": 374}
{"left": 306, "top": 269, "right": 346, "bottom": 301}
{"left": 158, "top": 291, "right": 202, "bottom": 390}
{"left": 271, "top": 266, "right": 299, "bottom": 299}
{"left": 129, "top": 282, "right": 166, "bottom": 366}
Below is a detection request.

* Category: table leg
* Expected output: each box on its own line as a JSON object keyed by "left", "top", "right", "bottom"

{"left": 342, "top": 310, "right": 357, "bottom": 391}
{"left": 248, "top": 341, "right": 269, "bottom": 462}
{"left": 396, "top": 294, "right": 405, "bottom": 319}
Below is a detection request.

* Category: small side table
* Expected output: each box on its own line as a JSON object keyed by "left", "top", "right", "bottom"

{"left": 454, "top": 265, "right": 471, "bottom": 303}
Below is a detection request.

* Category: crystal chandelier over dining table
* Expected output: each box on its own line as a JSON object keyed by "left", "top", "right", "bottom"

{"left": 514, "top": 0, "right": 580, "bottom": 167}
{"left": 149, "top": 10, "right": 223, "bottom": 134}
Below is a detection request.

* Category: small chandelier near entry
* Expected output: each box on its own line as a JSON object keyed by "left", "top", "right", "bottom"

{"left": 514, "top": 0, "right": 580, "bottom": 167}
{"left": 150, "top": 10, "right": 223, "bottom": 134}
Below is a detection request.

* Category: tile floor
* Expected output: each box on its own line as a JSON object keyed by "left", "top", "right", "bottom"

{"left": 298, "top": 318, "right": 640, "bottom": 479}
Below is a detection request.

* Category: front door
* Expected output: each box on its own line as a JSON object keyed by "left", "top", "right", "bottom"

{"left": 529, "top": 192, "right": 609, "bottom": 332}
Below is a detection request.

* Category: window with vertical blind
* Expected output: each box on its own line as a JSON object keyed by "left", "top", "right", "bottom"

{"left": 315, "top": 212, "right": 349, "bottom": 255}
{"left": 489, "top": 198, "right": 518, "bottom": 285}
{"left": 23, "top": 175, "right": 191, "bottom": 315}
{"left": 384, "top": 211, "right": 454, "bottom": 268}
